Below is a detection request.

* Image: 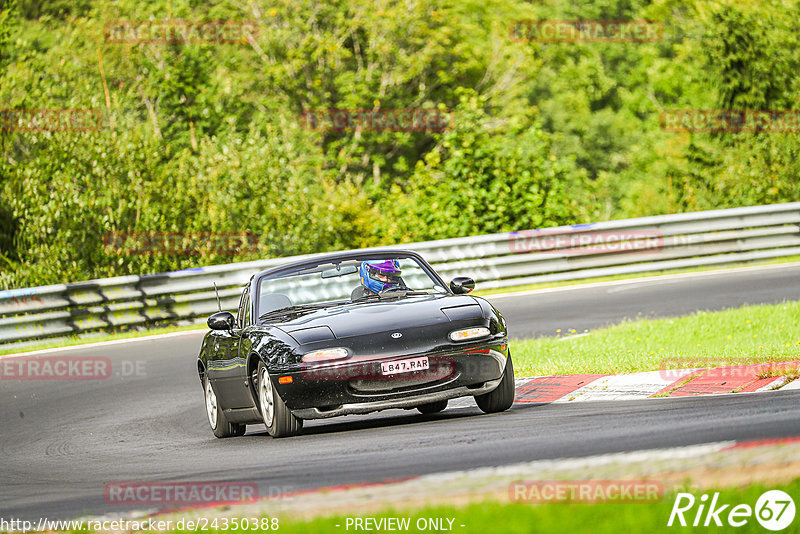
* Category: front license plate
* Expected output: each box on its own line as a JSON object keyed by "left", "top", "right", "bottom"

{"left": 381, "top": 356, "right": 429, "bottom": 375}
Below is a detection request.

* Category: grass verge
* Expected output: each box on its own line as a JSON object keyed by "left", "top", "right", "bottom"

{"left": 511, "top": 300, "right": 800, "bottom": 377}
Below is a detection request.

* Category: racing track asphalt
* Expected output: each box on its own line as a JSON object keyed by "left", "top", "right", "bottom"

{"left": 2, "top": 263, "right": 800, "bottom": 520}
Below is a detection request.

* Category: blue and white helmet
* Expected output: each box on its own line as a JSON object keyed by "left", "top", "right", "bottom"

{"left": 360, "top": 260, "right": 402, "bottom": 293}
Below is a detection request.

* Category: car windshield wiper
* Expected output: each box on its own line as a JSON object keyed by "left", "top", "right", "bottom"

{"left": 258, "top": 302, "right": 336, "bottom": 320}
{"left": 350, "top": 293, "right": 382, "bottom": 303}
{"left": 351, "top": 289, "right": 431, "bottom": 302}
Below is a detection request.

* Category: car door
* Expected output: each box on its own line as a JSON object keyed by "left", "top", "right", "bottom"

{"left": 207, "top": 287, "right": 249, "bottom": 407}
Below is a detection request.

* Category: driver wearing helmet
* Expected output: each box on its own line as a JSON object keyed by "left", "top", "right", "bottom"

{"left": 351, "top": 259, "right": 404, "bottom": 300}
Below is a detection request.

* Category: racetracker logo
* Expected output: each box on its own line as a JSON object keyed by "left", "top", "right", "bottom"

{"left": 510, "top": 480, "right": 663, "bottom": 503}
{"left": 104, "top": 481, "right": 258, "bottom": 506}
{"left": 300, "top": 355, "right": 503, "bottom": 382}
{"left": 0, "top": 108, "right": 102, "bottom": 132}
{"left": 657, "top": 358, "right": 799, "bottom": 381}
{"left": 301, "top": 358, "right": 454, "bottom": 382}
{"left": 668, "top": 490, "right": 795, "bottom": 530}
{"left": 301, "top": 109, "right": 452, "bottom": 132}
{"left": 661, "top": 110, "right": 800, "bottom": 133}
{"left": 104, "top": 20, "right": 258, "bottom": 44}
{"left": 0, "top": 289, "right": 44, "bottom": 309}
{"left": 509, "top": 20, "right": 664, "bottom": 43}
{"left": 0, "top": 356, "right": 112, "bottom": 380}
{"left": 508, "top": 229, "right": 663, "bottom": 255}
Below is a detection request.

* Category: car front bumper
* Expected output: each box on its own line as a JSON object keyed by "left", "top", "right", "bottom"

{"left": 274, "top": 344, "right": 509, "bottom": 418}
{"left": 291, "top": 376, "right": 503, "bottom": 419}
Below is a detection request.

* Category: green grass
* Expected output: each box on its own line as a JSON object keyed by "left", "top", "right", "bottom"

{"left": 512, "top": 300, "right": 800, "bottom": 377}
{"left": 150, "top": 479, "right": 800, "bottom": 534}
{"left": 473, "top": 256, "right": 800, "bottom": 296}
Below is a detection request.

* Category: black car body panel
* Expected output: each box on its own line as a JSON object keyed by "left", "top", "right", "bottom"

{"left": 197, "top": 250, "right": 510, "bottom": 423}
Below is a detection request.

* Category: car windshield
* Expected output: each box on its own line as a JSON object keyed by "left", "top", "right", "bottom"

{"left": 256, "top": 255, "right": 447, "bottom": 318}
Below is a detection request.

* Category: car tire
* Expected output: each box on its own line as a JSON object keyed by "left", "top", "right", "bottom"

{"left": 258, "top": 362, "right": 303, "bottom": 438}
{"left": 204, "top": 375, "right": 246, "bottom": 438}
{"left": 417, "top": 400, "right": 448, "bottom": 414}
{"left": 475, "top": 354, "right": 515, "bottom": 414}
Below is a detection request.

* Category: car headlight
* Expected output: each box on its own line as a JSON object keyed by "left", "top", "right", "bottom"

{"left": 449, "top": 327, "right": 490, "bottom": 341}
{"left": 301, "top": 347, "right": 350, "bottom": 363}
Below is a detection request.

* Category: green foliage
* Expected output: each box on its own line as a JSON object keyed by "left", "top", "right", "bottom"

{"left": 381, "top": 90, "right": 595, "bottom": 242}
{"left": 0, "top": 0, "right": 18, "bottom": 69}
{"left": 1, "top": 0, "right": 799, "bottom": 289}
{"left": 700, "top": 1, "right": 799, "bottom": 112}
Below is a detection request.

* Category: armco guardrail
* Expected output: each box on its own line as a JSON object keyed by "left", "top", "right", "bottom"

{"left": 2, "top": 203, "right": 799, "bottom": 347}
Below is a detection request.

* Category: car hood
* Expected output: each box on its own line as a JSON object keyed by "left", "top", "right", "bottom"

{"left": 265, "top": 294, "right": 483, "bottom": 342}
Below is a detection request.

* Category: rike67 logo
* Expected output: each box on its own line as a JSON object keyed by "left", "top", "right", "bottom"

{"left": 668, "top": 490, "right": 795, "bottom": 531}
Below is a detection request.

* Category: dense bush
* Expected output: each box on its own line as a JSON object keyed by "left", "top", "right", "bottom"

{"left": 1, "top": 0, "right": 798, "bottom": 288}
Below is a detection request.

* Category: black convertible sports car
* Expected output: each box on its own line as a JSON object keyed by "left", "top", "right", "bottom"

{"left": 197, "top": 250, "right": 515, "bottom": 438}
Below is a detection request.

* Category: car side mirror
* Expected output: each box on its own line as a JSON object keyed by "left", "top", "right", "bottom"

{"left": 208, "top": 311, "right": 235, "bottom": 331}
{"left": 450, "top": 277, "right": 476, "bottom": 294}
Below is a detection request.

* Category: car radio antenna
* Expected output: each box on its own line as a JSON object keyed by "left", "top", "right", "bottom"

{"left": 213, "top": 282, "right": 222, "bottom": 312}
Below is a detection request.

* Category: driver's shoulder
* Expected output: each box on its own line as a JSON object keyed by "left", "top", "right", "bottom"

{"left": 350, "top": 286, "right": 374, "bottom": 300}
